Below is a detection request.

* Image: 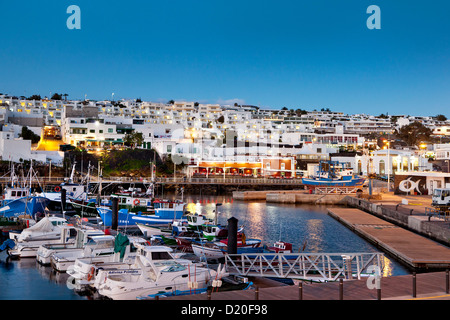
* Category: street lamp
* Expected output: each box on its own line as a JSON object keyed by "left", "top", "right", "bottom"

{"left": 384, "top": 139, "right": 391, "bottom": 192}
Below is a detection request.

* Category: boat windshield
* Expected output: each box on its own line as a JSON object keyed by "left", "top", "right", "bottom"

{"left": 155, "top": 260, "right": 186, "bottom": 272}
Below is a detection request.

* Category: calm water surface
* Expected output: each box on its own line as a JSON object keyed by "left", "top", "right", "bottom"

{"left": 0, "top": 194, "right": 410, "bottom": 300}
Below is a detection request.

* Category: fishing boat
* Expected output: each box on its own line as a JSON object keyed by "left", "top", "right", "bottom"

{"left": 97, "top": 199, "right": 187, "bottom": 227}
{"left": 39, "top": 164, "right": 88, "bottom": 202}
{"left": 113, "top": 185, "right": 154, "bottom": 213}
{"left": 191, "top": 239, "right": 264, "bottom": 261}
{"left": 0, "top": 196, "right": 50, "bottom": 219}
{"left": 96, "top": 245, "right": 220, "bottom": 300}
{"left": 301, "top": 160, "right": 366, "bottom": 187}
{"left": 266, "top": 241, "right": 293, "bottom": 253}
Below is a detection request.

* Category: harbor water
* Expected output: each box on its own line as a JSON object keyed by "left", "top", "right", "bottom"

{"left": 0, "top": 194, "right": 410, "bottom": 300}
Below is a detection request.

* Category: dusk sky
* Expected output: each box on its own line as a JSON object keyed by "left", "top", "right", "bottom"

{"left": 1, "top": 0, "right": 449, "bottom": 117}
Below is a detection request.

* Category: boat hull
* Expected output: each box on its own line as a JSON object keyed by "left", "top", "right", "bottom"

{"left": 301, "top": 177, "right": 366, "bottom": 187}
{"left": 97, "top": 207, "right": 186, "bottom": 227}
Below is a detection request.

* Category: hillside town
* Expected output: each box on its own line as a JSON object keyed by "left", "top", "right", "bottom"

{"left": 1, "top": 92, "right": 450, "bottom": 194}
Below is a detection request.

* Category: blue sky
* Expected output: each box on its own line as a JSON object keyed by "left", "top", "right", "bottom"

{"left": 0, "top": 0, "right": 449, "bottom": 116}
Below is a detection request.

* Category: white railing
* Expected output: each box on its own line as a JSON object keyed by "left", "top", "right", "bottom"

{"left": 315, "top": 186, "right": 360, "bottom": 194}
{"left": 224, "top": 252, "right": 384, "bottom": 282}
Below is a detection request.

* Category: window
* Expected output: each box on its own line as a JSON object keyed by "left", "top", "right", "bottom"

{"left": 89, "top": 129, "right": 95, "bottom": 133}
{"left": 108, "top": 128, "right": 113, "bottom": 133}
{"left": 167, "top": 145, "right": 172, "bottom": 153}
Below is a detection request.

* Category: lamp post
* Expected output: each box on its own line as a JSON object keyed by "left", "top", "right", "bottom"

{"left": 384, "top": 139, "right": 390, "bottom": 192}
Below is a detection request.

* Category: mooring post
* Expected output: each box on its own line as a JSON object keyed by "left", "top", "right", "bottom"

{"left": 339, "top": 278, "right": 343, "bottom": 300}
{"left": 111, "top": 196, "right": 119, "bottom": 231}
{"left": 298, "top": 281, "right": 303, "bottom": 300}
{"left": 412, "top": 272, "right": 417, "bottom": 298}
{"left": 207, "top": 288, "right": 212, "bottom": 300}
{"left": 446, "top": 269, "right": 449, "bottom": 294}
{"left": 60, "top": 188, "right": 66, "bottom": 218}
{"left": 227, "top": 217, "right": 238, "bottom": 255}
{"left": 255, "top": 286, "right": 259, "bottom": 300}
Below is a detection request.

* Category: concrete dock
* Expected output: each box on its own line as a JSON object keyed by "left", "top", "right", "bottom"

{"left": 233, "top": 190, "right": 348, "bottom": 204}
{"left": 328, "top": 207, "right": 450, "bottom": 270}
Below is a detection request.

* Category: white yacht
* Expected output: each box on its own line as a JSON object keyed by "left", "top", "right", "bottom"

{"left": 51, "top": 235, "right": 116, "bottom": 272}
{"left": 96, "top": 246, "right": 220, "bottom": 300}
{"left": 7, "top": 216, "right": 76, "bottom": 258}
{"left": 36, "top": 226, "right": 105, "bottom": 265}
{"left": 69, "top": 242, "right": 201, "bottom": 290}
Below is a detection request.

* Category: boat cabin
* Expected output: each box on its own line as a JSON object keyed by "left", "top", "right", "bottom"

{"left": 2, "top": 187, "right": 29, "bottom": 204}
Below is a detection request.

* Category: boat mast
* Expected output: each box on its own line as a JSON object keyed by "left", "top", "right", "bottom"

{"left": 68, "top": 162, "right": 76, "bottom": 184}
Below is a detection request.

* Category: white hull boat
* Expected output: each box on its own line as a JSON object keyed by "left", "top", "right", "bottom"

{"left": 8, "top": 216, "right": 75, "bottom": 259}
{"left": 97, "top": 246, "right": 221, "bottom": 300}
{"left": 36, "top": 226, "right": 105, "bottom": 265}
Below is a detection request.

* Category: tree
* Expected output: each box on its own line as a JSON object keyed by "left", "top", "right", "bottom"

{"left": 123, "top": 132, "right": 144, "bottom": 149}
{"left": 51, "top": 93, "right": 62, "bottom": 100}
{"left": 394, "top": 121, "right": 434, "bottom": 147}
{"left": 20, "top": 126, "right": 40, "bottom": 144}
{"left": 436, "top": 114, "right": 447, "bottom": 121}
{"left": 168, "top": 100, "right": 175, "bottom": 105}
{"left": 28, "top": 94, "right": 41, "bottom": 100}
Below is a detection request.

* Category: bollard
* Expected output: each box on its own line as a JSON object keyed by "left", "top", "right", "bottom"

{"left": 298, "top": 282, "right": 303, "bottom": 300}
{"left": 446, "top": 270, "right": 449, "bottom": 294}
{"left": 412, "top": 272, "right": 417, "bottom": 298}
{"left": 377, "top": 288, "right": 381, "bottom": 300}
{"left": 227, "top": 217, "right": 238, "bottom": 255}
{"left": 111, "top": 196, "right": 119, "bottom": 231}
{"left": 339, "top": 279, "right": 343, "bottom": 300}
{"left": 207, "top": 288, "right": 212, "bottom": 300}
{"left": 255, "top": 286, "right": 259, "bottom": 300}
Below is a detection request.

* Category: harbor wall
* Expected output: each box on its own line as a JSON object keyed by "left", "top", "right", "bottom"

{"left": 232, "top": 190, "right": 347, "bottom": 204}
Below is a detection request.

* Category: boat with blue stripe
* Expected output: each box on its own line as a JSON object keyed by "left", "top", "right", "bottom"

{"left": 302, "top": 160, "right": 366, "bottom": 187}
{"left": 97, "top": 199, "right": 187, "bottom": 227}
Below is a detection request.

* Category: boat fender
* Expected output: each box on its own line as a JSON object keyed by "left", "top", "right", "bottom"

{"left": 87, "top": 267, "right": 95, "bottom": 281}
{"left": 212, "top": 280, "right": 222, "bottom": 287}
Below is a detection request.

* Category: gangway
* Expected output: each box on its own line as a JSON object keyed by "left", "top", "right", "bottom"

{"left": 224, "top": 252, "right": 384, "bottom": 282}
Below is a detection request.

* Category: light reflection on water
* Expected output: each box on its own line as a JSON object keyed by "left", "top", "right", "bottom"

{"left": 184, "top": 194, "right": 410, "bottom": 277}
{"left": 0, "top": 193, "right": 409, "bottom": 299}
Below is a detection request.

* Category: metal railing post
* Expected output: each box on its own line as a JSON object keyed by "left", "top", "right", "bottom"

{"left": 412, "top": 272, "right": 417, "bottom": 298}
{"left": 339, "top": 279, "right": 343, "bottom": 300}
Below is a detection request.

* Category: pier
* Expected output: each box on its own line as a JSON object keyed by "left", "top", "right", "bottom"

{"left": 327, "top": 208, "right": 450, "bottom": 270}
{"left": 162, "top": 270, "right": 450, "bottom": 300}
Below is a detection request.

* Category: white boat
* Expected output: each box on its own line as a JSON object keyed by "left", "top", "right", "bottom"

{"left": 51, "top": 234, "right": 147, "bottom": 273}
{"left": 68, "top": 243, "right": 200, "bottom": 290}
{"left": 51, "top": 235, "right": 116, "bottom": 272}
{"left": 191, "top": 242, "right": 226, "bottom": 260}
{"left": 136, "top": 223, "right": 172, "bottom": 238}
{"left": 97, "top": 245, "right": 219, "bottom": 300}
{"left": 9, "top": 216, "right": 68, "bottom": 241}
{"left": 7, "top": 216, "right": 75, "bottom": 259}
{"left": 36, "top": 226, "right": 105, "bottom": 265}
